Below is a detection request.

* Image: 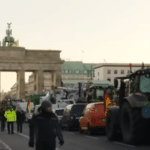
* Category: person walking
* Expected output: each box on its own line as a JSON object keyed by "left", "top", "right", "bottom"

{"left": 29, "top": 101, "right": 64, "bottom": 150}
{"left": 4, "top": 106, "right": 17, "bottom": 134}
{"left": 16, "top": 106, "right": 26, "bottom": 133}
{"left": 0, "top": 107, "right": 6, "bottom": 131}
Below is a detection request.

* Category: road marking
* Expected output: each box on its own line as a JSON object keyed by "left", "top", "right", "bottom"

{"left": 14, "top": 131, "right": 29, "bottom": 139}
{"left": 114, "top": 142, "right": 135, "bottom": 148}
{"left": 15, "top": 131, "right": 63, "bottom": 150}
{"left": 5, "top": 127, "right": 62, "bottom": 150}
{"left": 84, "top": 135, "right": 98, "bottom": 140}
{"left": 0, "top": 139, "right": 12, "bottom": 150}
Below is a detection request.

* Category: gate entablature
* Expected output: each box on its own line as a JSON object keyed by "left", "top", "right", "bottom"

{"left": 0, "top": 46, "right": 64, "bottom": 99}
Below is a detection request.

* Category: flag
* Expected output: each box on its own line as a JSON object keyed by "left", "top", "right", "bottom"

{"left": 104, "top": 92, "right": 111, "bottom": 112}
{"left": 27, "top": 100, "right": 31, "bottom": 112}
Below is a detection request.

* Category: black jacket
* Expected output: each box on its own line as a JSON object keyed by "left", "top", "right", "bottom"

{"left": 16, "top": 110, "right": 26, "bottom": 123}
{"left": 29, "top": 110, "right": 64, "bottom": 145}
{"left": 0, "top": 110, "right": 6, "bottom": 122}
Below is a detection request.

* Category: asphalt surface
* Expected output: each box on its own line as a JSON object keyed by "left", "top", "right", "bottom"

{"left": 0, "top": 122, "right": 149, "bottom": 150}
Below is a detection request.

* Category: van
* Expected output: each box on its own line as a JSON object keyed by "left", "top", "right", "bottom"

{"left": 60, "top": 103, "right": 87, "bottom": 130}
{"left": 53, "top": 108, "right": 64, "bottom": 123}
{"left": 79, "top": 102, "right": 114, "bottom": 134}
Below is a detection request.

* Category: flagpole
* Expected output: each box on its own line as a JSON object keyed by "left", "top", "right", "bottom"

{"left": 0, "top": 72, "right": 2, "bottom": 101}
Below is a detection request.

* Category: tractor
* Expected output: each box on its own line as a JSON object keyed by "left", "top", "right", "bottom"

{"left": 106, "top": 66, "right": 150, "bottom": 144}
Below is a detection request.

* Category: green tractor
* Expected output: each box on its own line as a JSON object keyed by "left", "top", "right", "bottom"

{"left": 89, "top": 81, "right": 114, "bottom": 103}
{"left": 106, "top": 67, "right": 150, "bottom": 144}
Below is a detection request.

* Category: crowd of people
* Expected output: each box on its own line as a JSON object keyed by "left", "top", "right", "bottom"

{"left": 0, "top": 100, "right": 64, "bottom": 150}
{"left": 0, "top": 106, "right": 26, "bottom": 134}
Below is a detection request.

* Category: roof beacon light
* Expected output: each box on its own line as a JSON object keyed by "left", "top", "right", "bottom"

{"left": 142, "top": 62, "right": 144, "bottom": 69}
{"left": 129, "top": 63, "right": 133, "bottom": 73}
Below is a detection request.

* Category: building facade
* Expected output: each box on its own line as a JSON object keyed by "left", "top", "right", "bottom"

{"left": 94, "top": 63, "right": 150, "bottom": 84}
{"left": 61, "top": 61, "right": 98, "bottom": 87}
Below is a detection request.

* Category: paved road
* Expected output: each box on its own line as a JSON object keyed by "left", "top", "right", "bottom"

{"left": 0, "top": 123, "right": 149, "bottom": 150}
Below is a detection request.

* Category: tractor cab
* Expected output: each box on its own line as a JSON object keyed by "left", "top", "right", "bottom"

{"left": 89, "top": 81, "right": 114, "bottom": 103}
{"left": 113, "top": 68, "right": 150, "bottom": 107}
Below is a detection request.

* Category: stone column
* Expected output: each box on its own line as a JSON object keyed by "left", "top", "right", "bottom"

{"left": 35, "top": 70, "right": 44, "bottom": 94}
{"left": 51, "top": 71, "right": 56, "bottom": 88}
{"left": 56, "top": 71, "right": 62, "bottom": 87}
{"left": 16, "top": 70, "right": 25, "bottom": 99}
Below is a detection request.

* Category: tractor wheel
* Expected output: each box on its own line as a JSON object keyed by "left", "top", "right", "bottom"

{"left": 121, "top": 102, "right": 145, "bottom": 144}
{"left": 106, "top": 111, "right": 121, "bottom": 141}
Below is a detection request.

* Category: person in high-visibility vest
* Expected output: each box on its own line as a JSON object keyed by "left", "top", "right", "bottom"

{"left": 4, "top": 106, "right": 17, "bottom": 134}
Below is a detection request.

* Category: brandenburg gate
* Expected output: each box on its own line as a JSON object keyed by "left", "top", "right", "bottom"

{"left": 0, "top": 23, "right": 64, "bottom": 99}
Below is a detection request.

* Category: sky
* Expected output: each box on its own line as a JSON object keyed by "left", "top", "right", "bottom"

{"left": 0, "top": 0, "right": 150, "bottom": 92}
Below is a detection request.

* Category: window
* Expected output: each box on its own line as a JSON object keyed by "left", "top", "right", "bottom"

{"left": 107, "top": 78, "right": 111, "bottom": 82}
{"left": 127, "top": 70, "right": 130, "bottom": 74}
{"left": 65, "top": 70, "right": 68, "bottom": 73}
{"left": 98, "top": 72, "right": 99, "bottom": 76}
{"left": 114, "top": 70, "right": 118, "bottom": 74}
{"left": 107, "top": 70, "right": 111, "bottom": 74}
{"left": 124, "top": 79, "right": 130, "bottom": 96}
{"left": 76, "top": 70, "right": 79, "bottom": 74}
{"left": 55, "top": 109, "right": 64, "bottom": 116}
{"left": 71, "top": 105, "right": 86, "bottom": 116}
{"left": 80, "top": 71, "right": 83, "bottom": 74}
{"left": 121, "top": 70, "right": 124, "bottom": 74}
{"left": 140, "top": 74, "right": 150, "bottom": 93}
{"left": 96, "top": 89, "right": 104, "bottom": 101}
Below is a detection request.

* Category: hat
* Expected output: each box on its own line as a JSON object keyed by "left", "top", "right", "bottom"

{"left": 41, "top": 101, "right": 52, "bottom": 110}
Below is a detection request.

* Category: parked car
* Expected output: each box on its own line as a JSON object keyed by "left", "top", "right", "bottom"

{"left": 79, "top": 102, "right": 114, "bottom": 134}
{"left": 53, "top": 108, "right": 64, "bottom": 123}
{"left": 60, "top": 103, "right": 87, "bottom": 130}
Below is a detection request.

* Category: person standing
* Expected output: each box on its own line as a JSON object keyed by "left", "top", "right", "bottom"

{"left": 0, "top": 107, "right": 6, "bottom": 131}
{"left": 29, "top": 101, "right": 64, "bottom": 150}
{"left": 16, "top": 106, "right": 26, "bottom": 133}
{"left": 4, "top": 106, "right": 17, "bottom": 134}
